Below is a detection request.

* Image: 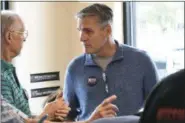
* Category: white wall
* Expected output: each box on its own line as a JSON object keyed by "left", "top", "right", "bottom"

{"left": 10, "top": 1, "right": 123, "bottom": 114}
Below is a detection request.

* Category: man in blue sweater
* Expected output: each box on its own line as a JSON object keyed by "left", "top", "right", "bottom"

{"left": 63, "top": 3, "right": 158, "bottom": 121}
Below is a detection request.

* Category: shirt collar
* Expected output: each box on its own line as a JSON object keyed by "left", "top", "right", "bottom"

{"left": 1, "top": 59, "right": 14, "bottom": 71}
{"left": 84, "top": 40, "right": 124, "bottom": 66}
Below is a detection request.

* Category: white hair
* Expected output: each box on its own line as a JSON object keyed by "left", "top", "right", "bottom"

{"left": 1, "top": 10, "right": 20, "bottom": 42}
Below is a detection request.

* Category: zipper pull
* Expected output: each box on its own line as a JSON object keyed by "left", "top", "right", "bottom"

{"left": 105, "top": 84, "right": 109, "bottom": 93}
{"left": 102, "top": 72, "right": 109, "bottom": 93}
{"left": 102, "top": 72, "right": 106, "bottom": 82}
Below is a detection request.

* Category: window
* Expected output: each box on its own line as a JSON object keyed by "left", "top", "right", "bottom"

{"left": 124, "top": 2, "right": 184, "bottom": 79}
{"left": 1, "top": 1, "right": 9, "bottom": 10}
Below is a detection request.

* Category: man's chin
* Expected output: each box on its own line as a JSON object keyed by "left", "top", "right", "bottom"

{"left": 15, "top": 51, "right": 22, "bottom": 57}
{"left": 84, "top": 49, "right": 93, "bottom": 54}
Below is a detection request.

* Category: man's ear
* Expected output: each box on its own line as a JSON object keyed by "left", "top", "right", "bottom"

{"left": 5, "top": 31, "right": 12, "bottom": 44}
{"left": 105, "top": 24, "right": 112, "bottom": 37}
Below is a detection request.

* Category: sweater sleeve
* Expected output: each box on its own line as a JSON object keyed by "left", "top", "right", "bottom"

{"left": 63, "top": 66, "right": 79, "bottom": 121}
{"left": 142, "top": 52, "right": 159, "bottom": 99}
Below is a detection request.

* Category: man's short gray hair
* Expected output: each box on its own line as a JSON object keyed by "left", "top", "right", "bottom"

{"left": 76, "top": 3, "right": 113, "bottom": 27}
{"left": 1, "top": 10, "right": 19, "bottom": 41}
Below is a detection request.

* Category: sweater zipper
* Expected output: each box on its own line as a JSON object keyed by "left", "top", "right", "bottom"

{"left": 102, "top": 71, "right": 109, "bottom": 94}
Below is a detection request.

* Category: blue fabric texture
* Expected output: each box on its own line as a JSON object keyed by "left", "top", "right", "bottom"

{"left": 64, "top": 41, "right": 158, "bottom": 121}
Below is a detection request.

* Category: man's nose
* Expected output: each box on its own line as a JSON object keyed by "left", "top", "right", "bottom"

{"left": 80, "top": 32, "right": 88, "bottom": 42}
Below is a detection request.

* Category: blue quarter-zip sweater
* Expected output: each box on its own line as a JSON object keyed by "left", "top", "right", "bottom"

{"left": 63, "top": 41, "right": 158, "bottom": 121}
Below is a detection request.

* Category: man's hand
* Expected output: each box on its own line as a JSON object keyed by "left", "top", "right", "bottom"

{"left": 54, "top": 103, "right": 71, "bottom": 121}
{"left": 87, "top": 95, "right": 119, "bottom": 122}
{"left": 53, "top": 91, "right": 71, "bottom": 121}
{"left": 40, "top": 96, "right": 70, "bottom": 121}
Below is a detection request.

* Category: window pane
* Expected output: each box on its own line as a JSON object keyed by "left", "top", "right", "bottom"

{"left": 135, "top": 2, "right": 184, "bottom": 79}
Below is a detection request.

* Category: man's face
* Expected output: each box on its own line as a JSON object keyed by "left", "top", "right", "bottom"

{"left": 8, "top": 17, "right": 27, "bottom": 57}
{"left": 77, "top": 16, "right": 109, "bottom": 54}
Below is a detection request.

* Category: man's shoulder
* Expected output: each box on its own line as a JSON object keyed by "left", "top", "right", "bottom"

{"left": 120, "top": 44, "right": 151, "bottom": 61}
{"left": 1, "top": 60, "right": 14, "bottom": 71}
{"left": 120, "top": 44, "right": 146, "bottom": 54}
{"left": 1, "top": 60, "right": 14, "bottom": 79}
{"left": 1, "top": 68, "right": 14, "bottom": 85}
{"left": 67, "top": 54, "right": 85, "bottom": 70}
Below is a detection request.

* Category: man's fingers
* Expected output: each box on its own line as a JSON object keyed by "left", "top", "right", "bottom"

{"left": 56, "top": 116, "right": 64, "bottom": 121}
{"left": 101, "top": 95, "right": 117, "bottom": 107}
{"left": 56, "top": 90, "right": 63, "bottom": 99}
{"left": 103, "top": 103, "right": 119, "bottom": 112}
{"left": 55, "top": 108, "right": 71, "bottom": 117}
{"left": 56, "top": 109, "right": 71, "bottom": 114}
{"left": 99, "top": 109, "right": 117, "bottom": 117}
{"left": 55, "top": 112, "right": 68, "bottom": 117}
{"left": 104, "top": 110, "right": 117, "bottom": 116}
{"left": 56, "top": 96, "right": 64, "bottom": 101}
{"left": 57, "top": 104, "right": 71, "bottom": 111}
{"left": 88, "top": 95, "right": 118, "bottom": 122}
{"left": 55, "top": 97, "right": 68, "bottom": 107}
